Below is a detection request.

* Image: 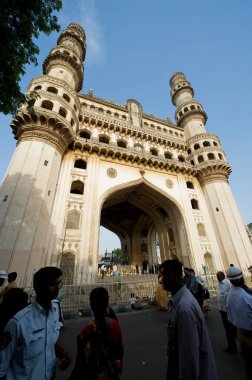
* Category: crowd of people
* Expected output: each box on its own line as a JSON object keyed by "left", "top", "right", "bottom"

{"left": 0, "top": 261, "right": 251, "bottom": 379}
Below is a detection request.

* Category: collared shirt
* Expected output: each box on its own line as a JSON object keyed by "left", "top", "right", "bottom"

{"left": 0, "top": 300, "right": 62, "bottom": 380}
{"left": 217, "top": 278, "right": 232, "bottom": 312}
{"left": 166, "top": 285, "right": 217, "bottom": 380}
{"left": 225, "top": 286, "right": 252, "bottom": 331}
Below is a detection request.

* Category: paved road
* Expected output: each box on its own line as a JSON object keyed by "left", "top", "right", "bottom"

{"left": 57, "top": 300, "right": 244, "bottom": 380}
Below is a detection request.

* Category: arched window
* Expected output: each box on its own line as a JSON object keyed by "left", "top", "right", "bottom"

{"left": 191, "top": 199, "right": 199, "bottom": 210}
{"left": 74, "top": 159, "right": 87, "bottom": 170}
{"left": 164, "top": 152, "right": 173, "bottom": 159}
{"left": 186, "top": 181, "right": 194, "bottom": 189}
{"left": 191, "top": 160, "right": 195, "bottom": 165}
{"left": 198, "top": 155, "right": 204, "bottom": 163}
{"left": 41, "top": 100, "right": 53, "bottom": 110}
{"left": 207, "top": 153, "right": 215, "bottom": 160}
{"left": 194, "top": 143, "right": 200, "bottom": 150}
{"left": 80, "top": 130, "right": 91, "bottom": 139}
{"left": 187, "top": 148, "right": 191, "bottom": 154}
{"left": 213, "top": 141, "right": 218, "bottom": 146}
{"left": 63, "top": 93, "right": 70, "bottom": 102}
{"left": 66, "top": 210, "right": 80, "bottom": 229}
{"left": 203, "top": 141, "right": 211, "bottom": 147}
{"left": 59, "top": 107, "right": 67, "bottom": 118}
{"left": 150, "top": 148, "right": 158, "bottom": 156}
{"left": 47, "top": 86, "right": 58, "bottom": 94}
{"left": 218, "top": 153, "right": 223, "bottom": 159}
{"left": 117, "top": 140, "right": 127, "bottom": 148}
{"left": 70, "top": 180, "right": 84, "bottom": 195}
{"left": 60, "top": 252, "right": 75, "bottom": 285}
{"left": 178, "top": 155, "right": 185, "bottom": 162}
{"left": 197, "top": 223, "right": 206, "bottom": 236}
{"left": 34, "top": 85, "right": 42, "bottom": 91}
{"left": 99, "top": 135, "right": 110, "bottom": 144}
{"left": 168, "top": 228, "right": 175, "bottom": 244}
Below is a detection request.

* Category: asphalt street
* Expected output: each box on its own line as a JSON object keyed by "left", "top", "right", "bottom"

{"left": 56, "top": 299, "right": 244, "bottom": 380}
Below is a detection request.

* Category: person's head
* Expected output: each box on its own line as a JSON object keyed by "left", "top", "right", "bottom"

{"left": 8, "top": 272, "right": 17, "bottom": 283}
{"left": 90, "top": 287, "right": 109, "bottom": 318}
{"left": 216, "top": 271, "right": 225, "bottom": 282}
{"left": 160, "top": 260, "right": 183, "bottom": 294}
{"left": 183, "top": 267, "right": 190, "bottom": 277}
{"left": 0, "top": 270, "right": 7, "bottom": 287}
{"left": 189, "top": 268, "right": 195, "bottom": 276}
{"left": 226, "top": 266, "right": 244, "bottom": 286}
{"left": 33, "top": 267, "right": 63, "bottom": 301}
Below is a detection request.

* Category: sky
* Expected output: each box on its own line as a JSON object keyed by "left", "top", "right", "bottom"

{"left": 1, "top": 0, "right": 252, "bottom": 254}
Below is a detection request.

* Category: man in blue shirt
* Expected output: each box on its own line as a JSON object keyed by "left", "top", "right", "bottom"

{"left": 160, "top": 259, "right": 217, "bottom": 380}
{"left": 0, "top": 267, "right": 71, "bottom": 380}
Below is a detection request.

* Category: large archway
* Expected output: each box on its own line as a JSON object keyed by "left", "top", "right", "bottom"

{"left": 99, "top": 180, "right": 192, "bottom": 268}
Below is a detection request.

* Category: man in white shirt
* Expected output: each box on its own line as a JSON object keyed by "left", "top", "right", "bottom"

{"left": 216, "top": 271, "right": 236, "bottom": 353}
{"left": 0, "top": 267, "right": 71, "bottom": 380}
{"left": 225, "top": 266, "right": 252, "bottom": 380}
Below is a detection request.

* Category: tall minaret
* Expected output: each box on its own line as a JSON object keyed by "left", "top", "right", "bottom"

{"left": 170, "top": 72, "right": 252, "bottom": 269}
{"left": 0, "top": 23, "right": 86, "bottom": 285}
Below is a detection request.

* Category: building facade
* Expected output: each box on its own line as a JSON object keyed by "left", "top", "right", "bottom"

{"left": 0, "top": 23, "right": 251, "bottom": 285}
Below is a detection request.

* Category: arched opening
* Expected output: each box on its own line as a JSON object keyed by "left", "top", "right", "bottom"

{"left": 100, "top": 181, "right": 191, "bottom": 269}
{"left": 178, "top": 155, "right": 185, "bottom": 162}
{"left": 198, "top": 155, "right": 204, "bottom": 163}
{"left": 186, "top": 181, "right": 194, "bottom": 189}
{"left": 117, "top": 140, "right": 127, "bottom": 148}
{"left": 47, "top": 86, "right": 58, "bottom": 94}
{"left": 60, "top": 252, "right": 75, "bottom": 285}
{"left": 70, "top": 180, "right": 84, "bottom": 195}
{"left": 194, "top": 143, "right": 200, "bottom": 150}
{"left": 164, "top": 152, "right": 173, "bottom": 159}
{"left": 207, "top": 153, "right": 215, "bottom": 160}
{"left": 41, "top": 100, "right": 53, "bottom": 110}
{"left": 191, "top": 199, "right": 199, "bottom": 210}
{"left": 74, "top": 159, "right": 87, "bottom": 170}
{"left": 80, "top": 130, "right": 91, "bottom": 139}
{"left": 150, "top": 148, "right": 158, "bottom": 156}
{"left": 99, "top": 135, "right": 110, "bottom": 144}
{"left": 203, "top": 141, "right": 211, "bottom": 147}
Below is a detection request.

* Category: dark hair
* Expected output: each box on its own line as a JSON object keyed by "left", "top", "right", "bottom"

{"left": 90, "top": 287, "right": 109, "bottom": 315}
{"left": 0, "top": 288, "right": 28, "bottom": 332}
{"left": 189, "top": 268, "right": 195, "bottom": 275}
{"left": 8, "top": 272, "right": 17, "bottom": 283}
{"left": 33, "top": 267, "right": 62, "bottom": 294}
{"left": 183, "top": 267, "right": 190, "bottom": 271}
{"left": 160, "top": 260, "right": 183, "bottom": 280}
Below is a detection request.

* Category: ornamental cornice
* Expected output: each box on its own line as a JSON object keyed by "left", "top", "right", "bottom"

{"left": 10, "top": 109, "right": 74, "bottom": 151}
{"left": 17, "top": 128, "right": 67, "bottom": 155}
{"left": 186, "top": 133, "right": 220, "bottom": 146}
{"left": 177, "top": 109, "right": 207, "bottom": 128}
{"left": 196, "top": 161, "right": 232, "bottom": 180}
{"left": 57, "top": 29, "right": 86, "bottom": 51}
{"left": 71, "top": 140, "right": 197, "bottom": 176}
{"left": 198, "top": 173, "right": 229, "bottom": 185}
{"left": 81, "top": 112, "right": 186, "bottom": 150}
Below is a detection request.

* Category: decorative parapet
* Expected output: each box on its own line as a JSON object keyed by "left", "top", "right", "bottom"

{"left": 72, "top": 139, "right": 197, "bottom": 176}
{"left": 80, "top": 112, "right": 186, "bottom": 149}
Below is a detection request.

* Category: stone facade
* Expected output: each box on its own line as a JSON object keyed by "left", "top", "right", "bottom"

{"left": 0, "top": 23, "right": 251, "bottom": 285}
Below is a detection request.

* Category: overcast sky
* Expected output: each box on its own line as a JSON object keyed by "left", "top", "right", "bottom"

{"left": 1, "top": 0, "right": 251, "bottom": 253}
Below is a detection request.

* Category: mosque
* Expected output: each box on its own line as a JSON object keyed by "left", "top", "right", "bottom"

{"left": 0, "top": 23, "right": 251, "bottom": 286}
